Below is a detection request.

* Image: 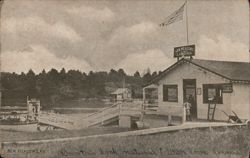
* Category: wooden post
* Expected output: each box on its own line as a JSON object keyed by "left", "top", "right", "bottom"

{"left": 142, "top": 87, "right": 146, "bottom": 115}
{"left": 142, "top": 88, "right": 146, "bottom": 104}
{"left": 168, "top": 115, "right": 172, "bottom": 125}
{"left": 118, "top": 103, "right": 121, "bottom": 117}
{"left": 101, "top": 109, "right": 104, "bottom": 125}
{"left": 183, "top": 106, "right": 186, "bottom": 123}
{"left": 142, "top": 102, "right": 145, "bottom": 122}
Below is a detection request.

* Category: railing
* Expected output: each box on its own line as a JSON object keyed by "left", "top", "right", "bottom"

{"left": 86, "top": 102, "right": 121, "bottom": 118}
{"left": 86, "top": 105, "right": 120, "bottom": 127}
{"left": 38, "top": 102, "right": 144, "bottom": 129}
{"left": 38, "top": 112, "right": 76, "bottom": 130}
{"left": 143, "top": 99, "right": 158, "bottom": 114}
{"left": 85, "top": 102, "right": 143, "bottom": 127}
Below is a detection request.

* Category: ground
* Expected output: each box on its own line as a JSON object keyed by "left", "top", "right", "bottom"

{"left": 1, "top": 124, "right": 249, "bottom": 158}
{"left": 0, "top": 126, "right": 131, "bottom": 142}
{"left": 1, "top": 103, "right": 249, "bottom": 158}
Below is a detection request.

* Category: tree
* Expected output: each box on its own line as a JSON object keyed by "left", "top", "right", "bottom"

{"left": 41, "top": 69, "right": 46, "bottom": 75}
{"left": 60, "top": 68, "right": 66, "bottom": 75}
{"left": 26, "top": 69, "right": 35, "bottom": 78}
{"left": 142, "top": 72, "right": 152, "bottom": 85}
{"left": 25, "top": 69, "right": 37, "bottom": 98}
{"left": 134, "top": 71, "right": 141, "bottom": 78}
{"left": 1, "top": 66, "right": 148, "bottom": 107}
{"left": 118, "top": 68, "right": 126, "bottom": 77}
{"left": 152, "top": 71, "right": 158, "bottom": 78}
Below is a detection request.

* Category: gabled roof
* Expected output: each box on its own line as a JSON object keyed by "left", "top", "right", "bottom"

{"left": 111, "top": 88, "right": 130, "bottom": 95}
{"left": 148, "top": 58, "right": 250, "bottom": 86}
{"left": 190, "top": 59, "right": 250, "bottom": 82}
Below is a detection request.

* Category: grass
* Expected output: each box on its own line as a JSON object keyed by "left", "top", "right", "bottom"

{"left": 0, "top": 126, "right": 131, "bottom": 142}
{"left": 1, "top": 125, "right": 249, "bottom": 158}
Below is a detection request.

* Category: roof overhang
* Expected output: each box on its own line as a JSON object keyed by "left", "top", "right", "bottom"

{"left": 231, "top": 80, "right": 250, "bottom": 84}
{"left": 145, "top": 58, "right": 250, "bottom": 86}
{"left": 143, "top": 84, "right": 158, "bottom": 89}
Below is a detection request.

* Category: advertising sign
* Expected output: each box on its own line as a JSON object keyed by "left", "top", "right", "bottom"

{"left": 174, "top": 45, "right": 195, "bottom": 58}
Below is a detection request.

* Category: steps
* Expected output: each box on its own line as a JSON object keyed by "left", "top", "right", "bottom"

{"left": 38, "top": 112, "right": 77, "bottom": 130}
{"left": 85, "top": 103, "right": 121, "bottom": 127}
{"left": 38, "top": 102, "right": 142, "bottom": 130}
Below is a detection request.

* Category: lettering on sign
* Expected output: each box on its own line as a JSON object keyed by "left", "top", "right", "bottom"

{"left": 222, "top": 83, "right": 233, "bottom": 93}
{"left": 174, "top": 45, "right": 195, "bottom": 58}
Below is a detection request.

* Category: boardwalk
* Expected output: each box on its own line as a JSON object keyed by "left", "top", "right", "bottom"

{"left": 1, "top": 122, "right": 245, "bottom": 145}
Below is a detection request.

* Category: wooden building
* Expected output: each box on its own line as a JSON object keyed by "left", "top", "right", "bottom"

{"left": 143, "top": 58, "right": 250, "bottom": 121}
{"left": 111, "top": 88, "right": 132, "bottom": 101}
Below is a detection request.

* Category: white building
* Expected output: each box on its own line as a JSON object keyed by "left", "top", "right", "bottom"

{"left": 111, "top": 88, "right": 132, "bottom": 101}
{"left": 143, "top": 58, "right": 250, "bottom": 121}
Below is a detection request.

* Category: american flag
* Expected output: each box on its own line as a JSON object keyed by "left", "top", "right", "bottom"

{"left": 160, "top": 1, "right": 186, "bottom": 27}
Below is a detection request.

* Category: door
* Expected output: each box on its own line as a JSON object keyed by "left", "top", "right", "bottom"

{"left": 183, "top": 79, "right": 197, "bottom": 119}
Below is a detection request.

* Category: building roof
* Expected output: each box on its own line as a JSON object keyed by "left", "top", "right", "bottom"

{"left": 191, "top": 59, "right": 250, "bottom": 82}
{"left": 148, "top": 58, "right": 250, "bottom": 86}
{"left": 111, "top": 88, "right": 130, "bottom": 95}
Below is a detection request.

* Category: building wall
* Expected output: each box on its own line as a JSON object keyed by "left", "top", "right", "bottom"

{"left": 157, "top": 62, "right": 233, "bottom": 121}
{"left": 231, "top": 83, "right": 250, "bottom": 120}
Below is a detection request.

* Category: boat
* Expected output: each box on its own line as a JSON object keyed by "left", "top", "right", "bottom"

{"left": 0, "top": 98, "right": 40, "bottom": 132}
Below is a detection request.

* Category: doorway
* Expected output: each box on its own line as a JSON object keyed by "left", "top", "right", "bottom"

{"left": 183, "top": 79, "right": 197, "bottom": 119}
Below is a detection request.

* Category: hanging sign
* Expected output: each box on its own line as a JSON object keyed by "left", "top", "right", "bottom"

{"left": 222, "top": 83, "right": 233, "bottom": 93}
{"left": 174, "top": 45, "right": 195, "bottom": 58}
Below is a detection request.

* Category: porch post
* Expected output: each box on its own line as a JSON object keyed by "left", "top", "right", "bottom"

{"left": 142, "top": 87, "right": 146, "bottom": 116}
{"left": 142, "top": 87, "right": 146, "bottom": 104}
{"left": 168, "top": 115, "right": 172, "bottom": 125}
{"left": 183, "top": 106, "right": 186, "bottom": 123}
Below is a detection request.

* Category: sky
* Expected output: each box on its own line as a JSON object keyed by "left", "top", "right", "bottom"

{"left": 1, "top": 0, "right": 249, "bottom": 74}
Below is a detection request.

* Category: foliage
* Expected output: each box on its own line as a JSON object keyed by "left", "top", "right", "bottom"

{"left": 1, "top": 68, "right": 158, "bottom": 107}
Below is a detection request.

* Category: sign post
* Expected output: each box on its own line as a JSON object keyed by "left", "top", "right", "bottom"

{"left": 174, "top": 44, "right": 195, "bottom": 61}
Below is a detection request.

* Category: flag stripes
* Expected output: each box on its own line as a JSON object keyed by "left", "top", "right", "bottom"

{"left": 160, "top": 2, "right": 186, "bottom": 27}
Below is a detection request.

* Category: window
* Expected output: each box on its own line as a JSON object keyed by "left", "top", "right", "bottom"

{"left": 203, "top": 84, "right": 223, "bottom": 104}
{"left": 163, "top": 85, "right": 178, "bottom": 102}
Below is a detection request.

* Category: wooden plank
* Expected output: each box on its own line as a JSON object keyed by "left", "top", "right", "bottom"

{"left": 2, "top": 123, "right": 245, "bottom": 145}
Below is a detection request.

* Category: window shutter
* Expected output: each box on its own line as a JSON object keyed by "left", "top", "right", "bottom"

{"left": 163, "top": 85, "right": 168, "bottom": 101}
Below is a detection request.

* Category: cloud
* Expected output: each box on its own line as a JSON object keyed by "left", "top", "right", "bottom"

{"left": 2, "top": 0, "right": 248, "bottom": 74}
{"left": 66, "top": 5, "right": 114, "bottom": 21}
{"left": 75, "top": 21, "right": 161, "bottom": 70}
{"left": 116, "top": 49, "right": 175, "bottom": 74}
{"left": 1, "top": 45, "right": 93, "bottom": 74}
{"left": 2, "top": 16, "right": 81, "bottom": 43}
{"left": 196, "top": 35, "right": 249, "bottom": 62}
{"left": 109, "top": 21, "right": 158, "bottom": 45}
{"left": 128, "top": 22, "right": 157, "bottom": 36}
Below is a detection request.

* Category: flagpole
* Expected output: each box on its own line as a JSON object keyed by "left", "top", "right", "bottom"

{"left": 185, "top": 0, "right": 189, "bottom": 45}
{"left": 248, "top": 0, "right": 250, "bottom": 64}
{"left": 248, "top": 0, "right": 250, "bottom": 121}
{"left": 0, "top": 0, "right": 4, "bottom": 109}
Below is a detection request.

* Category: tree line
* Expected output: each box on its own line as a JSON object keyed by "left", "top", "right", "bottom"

{"left": 1, "top": 68, "right": 160, "bottom": 107}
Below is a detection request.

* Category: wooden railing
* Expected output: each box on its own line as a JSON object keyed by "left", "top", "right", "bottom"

{"left": 85, "top": 103, "right": 121, "bottom": 127}
{"left": 85, "top": 102, "right": 142, "bottom": 127}
{"left": 143, "top": 99, "right": 158, "bottom": 114}
{"left": 38, "top": 112, "right": 76, "bottom": 130}
{"left": 38, "top": 102, "right": 143, "bottom": 130}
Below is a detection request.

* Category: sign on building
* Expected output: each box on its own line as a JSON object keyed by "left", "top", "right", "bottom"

{"left": 174, "top": 45, "right": 195, "bottom": 59}
{"left": 222, "top": 83, "right": 233, "bottom": 93}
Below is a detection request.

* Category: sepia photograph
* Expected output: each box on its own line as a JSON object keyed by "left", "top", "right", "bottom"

{"left": 0, "top": 0, "right": 250, "bottom": 157}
